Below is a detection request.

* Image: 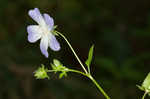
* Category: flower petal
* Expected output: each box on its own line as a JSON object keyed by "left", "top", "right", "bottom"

{"left": 40, "top": 36, "right": 49, "bottom": 58}
{"left": 43, "top": 13, "right": 54, "bottom": 30}
{"left": 27, "top": 25, "right": 42, "bottom": 43}
{"left": 28, "top": 8, "right": 45, "bottom": 25}
{"left": 49, "top": 34, "right": 60, "bottom": 51}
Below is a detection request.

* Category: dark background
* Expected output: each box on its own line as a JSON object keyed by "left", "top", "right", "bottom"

{"left": 0, "top": 0, "right": 150, "bottom": 99}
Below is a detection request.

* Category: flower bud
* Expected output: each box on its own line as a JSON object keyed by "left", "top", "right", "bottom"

{"left": 34, "top": 65, "right": 49, "bottom": 79}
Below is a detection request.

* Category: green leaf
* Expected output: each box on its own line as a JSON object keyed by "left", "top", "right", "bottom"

{"left": 136, "top": 85, "right": 145, "bottom": 91}
{"left": 137, "top": 72, "right": 150, "bottom": 93}
{"left": 142, "top": 72, "right": 150, "bottom": 91}
{"left": 59, "top": 72, "right": 67, "bottom": 79}
{"left": 85, "top": 45, "right": 94, "bottom": 67}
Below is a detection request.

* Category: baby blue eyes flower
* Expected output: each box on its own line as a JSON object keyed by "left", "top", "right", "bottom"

{"left": 27, "top": 8, "right": 60, "bottom": 58}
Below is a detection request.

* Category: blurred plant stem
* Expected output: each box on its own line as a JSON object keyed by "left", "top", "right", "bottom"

{"left": 142, "top": 92, "right": 147, "bottom": 99}
{"left": 54, "top": 31, "right": 110, "bottom": 99}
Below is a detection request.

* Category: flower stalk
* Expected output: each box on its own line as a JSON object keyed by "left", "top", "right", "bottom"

{"left": 54, "top": 31, "right": 110, "bottom": 99}
{"left": 54, "top": 31, "right": 88, "bottom": 74}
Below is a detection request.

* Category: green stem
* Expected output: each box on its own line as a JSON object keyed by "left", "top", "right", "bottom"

{"left": 54, "top": 31, "right": 110, "bottom": 99}
{"left": 48, "top": 68, "right": 110, "bottom": 99}
{"left": 47, "top": 69, "right": 87, "bottom": 77}
{"left": 68, "top": 69, "right": 88, "bottom": 77}
{"left": 88, "top": 75, "right": 110, "bottom": 99}
{"left": 55, "top": 31, "right": 88, "bottom": 74}
{"left": 142, "top": 92, "right": 147, "bottom": 99}
{"left": 70, "top": 70, "right": 110, "bottom": 99}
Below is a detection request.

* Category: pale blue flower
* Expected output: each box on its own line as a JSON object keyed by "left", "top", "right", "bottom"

{"left": 27, "top": 8, "right": 60, "bottom": 58}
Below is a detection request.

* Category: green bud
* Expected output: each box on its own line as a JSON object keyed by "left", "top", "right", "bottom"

{"left": 53, "top": 59, "right": 61, "bottom": 67}
{"left": 51, "top": 59, "right": 69, "bottom": 79}
{"left": 34, "top": 65, "right": 49, "bottom": 79}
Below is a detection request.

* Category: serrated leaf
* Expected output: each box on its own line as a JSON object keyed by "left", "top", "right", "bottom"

{"left": 85, "top": 45, "right": 94, "bottom": 67}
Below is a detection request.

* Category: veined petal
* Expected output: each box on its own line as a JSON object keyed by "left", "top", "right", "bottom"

{"left": 27, "top": 25, "right": 42, "bottom": 43}
{"left": 40, "top": 36, "right": 49, "bottom": 58}
{"left": 28, "top": 8, "right": 45, "bottom": 25}
{"left": 49, "top": 34, "right": 60, "bottom": 51}
{"left": 43, "top": 13, "right": 54, "bottom": 30}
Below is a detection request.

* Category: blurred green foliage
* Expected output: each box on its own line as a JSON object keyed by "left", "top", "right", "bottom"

{"left": 0, "top": 0, "right": 150, "bottom": 99}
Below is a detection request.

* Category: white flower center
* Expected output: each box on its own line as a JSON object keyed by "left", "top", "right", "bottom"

{"left": 40, "top": 24, "right": 50, "bottom": 36}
